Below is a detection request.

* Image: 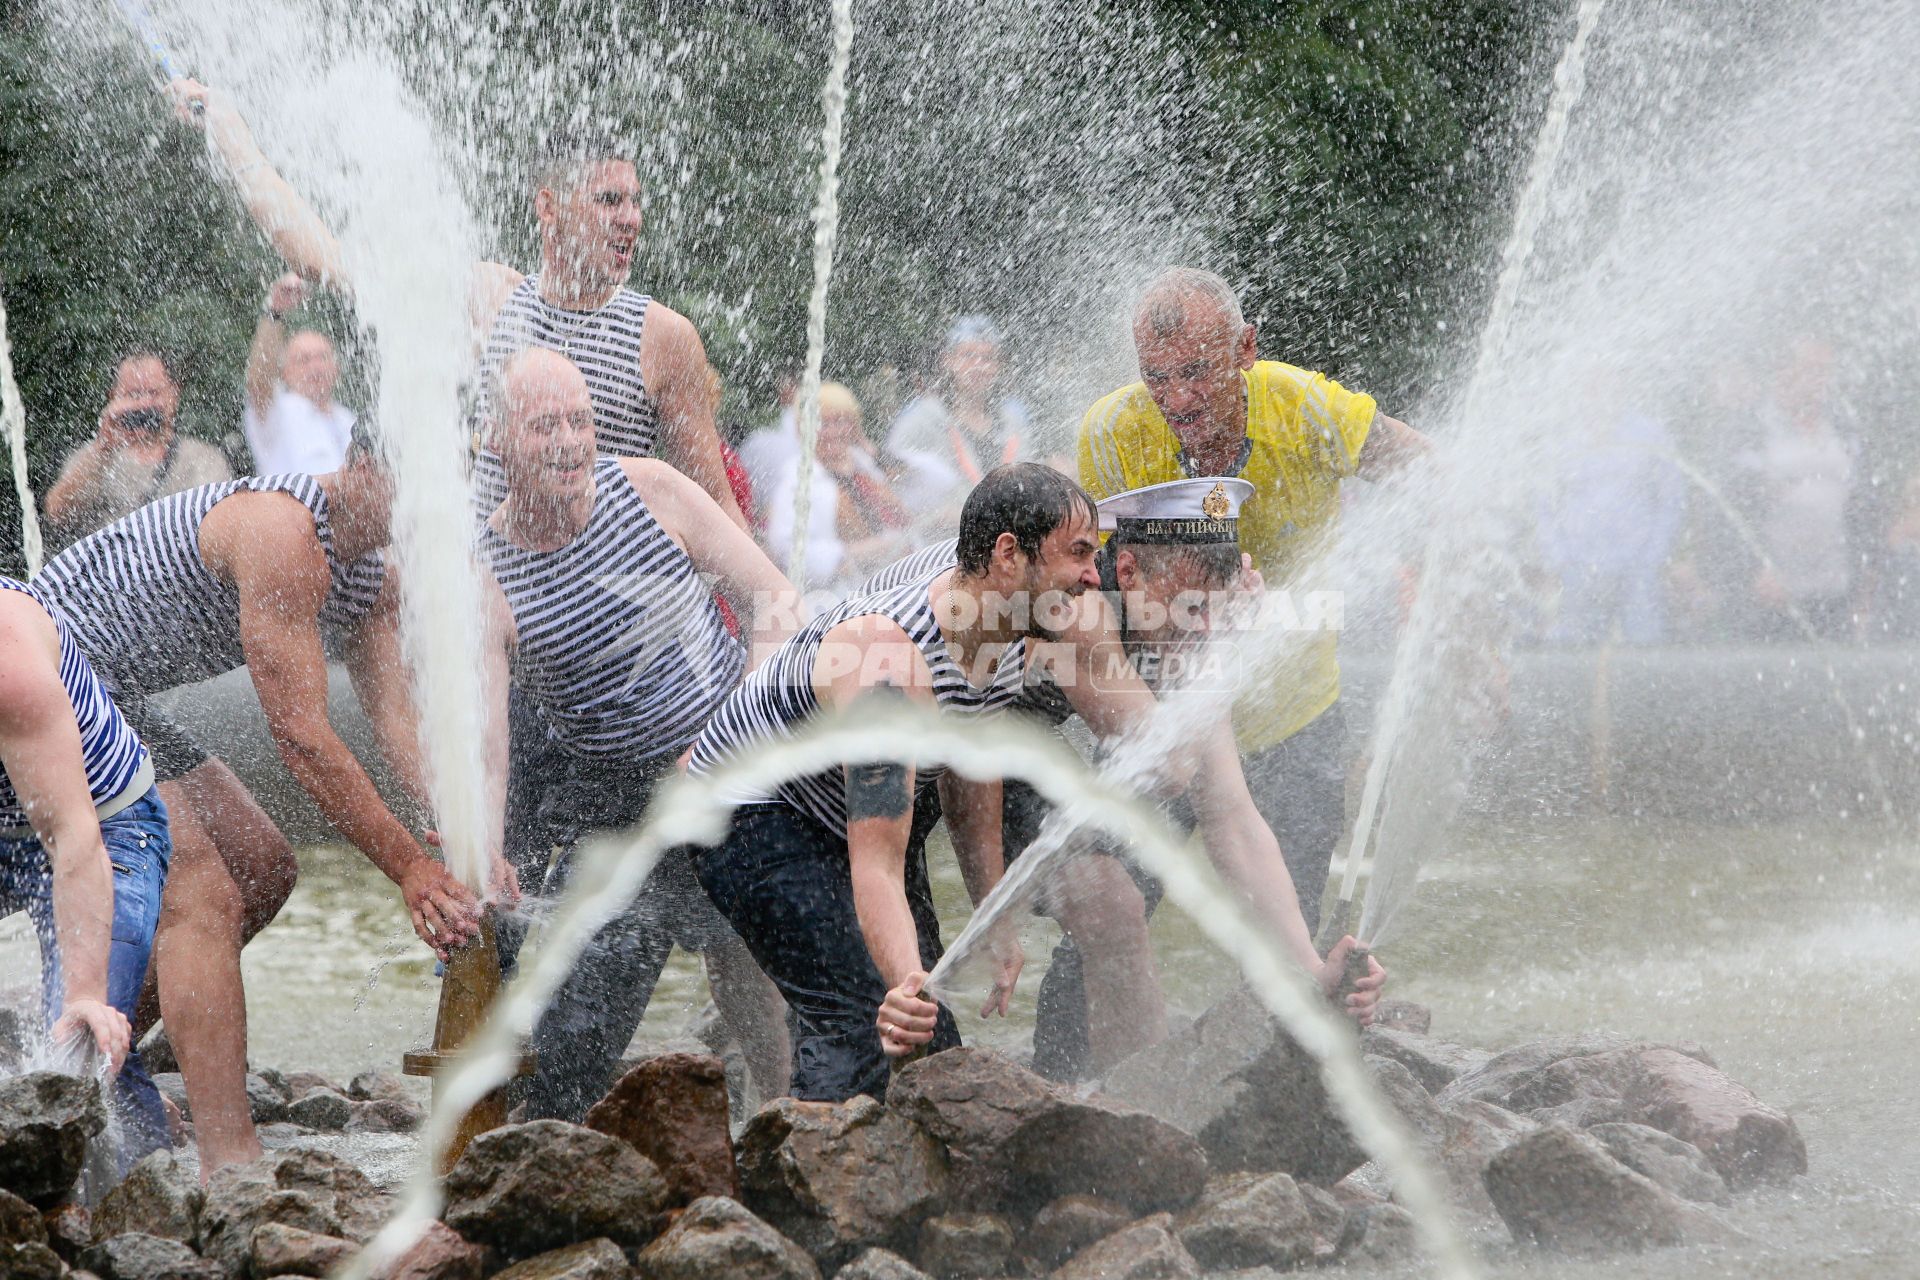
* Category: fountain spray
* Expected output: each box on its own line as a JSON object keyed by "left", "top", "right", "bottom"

{"left": 783, "top": 0, "right": 855, "bottom": 591}
{"left": 1330, "top": 0, "right": 1609, "bottom": 948}
{"left": 0, "top": 286, "right": 42, "bottom": 576}
{"left": 339, "top": 704, "right": 1476, "bottom": 1280}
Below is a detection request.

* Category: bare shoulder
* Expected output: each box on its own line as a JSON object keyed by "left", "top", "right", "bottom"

{"left": 0, "top": 589, "right": 57, "bottom": 653}
{"left": 469, "top": 261, "right": 526, "bottom": 330}
{"left": 199, "top": 489, "right": 330, "bottom": 596}
{"left": 639, "top": 301, "right": 706, "bottom": 366}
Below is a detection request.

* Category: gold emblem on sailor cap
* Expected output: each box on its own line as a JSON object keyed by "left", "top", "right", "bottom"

{"left": 1201, "top": 481, "right": 1232, "bottom": 521}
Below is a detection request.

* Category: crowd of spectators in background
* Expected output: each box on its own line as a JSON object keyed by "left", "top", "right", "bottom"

{"left": 38, "top": 296, "right": 1920, "bottom": 649}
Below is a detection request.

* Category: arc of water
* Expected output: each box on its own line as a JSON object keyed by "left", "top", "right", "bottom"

{"left": 784, "top": 0, "right": 856, "bottom": 590}
{"left": 1338, "top": 0, "right": 1609, "bottom": 937}
{"left": 0, "top": 287, "right": 43, "bottom": 575}
{"left": 340, "top": 703, "right": 1475, "bottom": 1280}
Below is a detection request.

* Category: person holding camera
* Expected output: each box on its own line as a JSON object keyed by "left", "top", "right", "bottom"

{"left": 42, "top": 350, "right": 232, "bottom": 547}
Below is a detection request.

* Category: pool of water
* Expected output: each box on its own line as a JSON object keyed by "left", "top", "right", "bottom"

{"left": 4, "top": 814, "right": 1915, "bottom": 1275}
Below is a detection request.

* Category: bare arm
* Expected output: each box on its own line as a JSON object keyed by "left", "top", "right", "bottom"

{"left": 938, "top": 771, "right": 1005, "bottom": 908}
{"left": 168, "top": 80, "right": 351, "bottom": 287}
{"left": 41, "top": 443, "right": 114, "bottom": 530}
{"left": 245, "top": 275, "right": 308, "bottom": 417}
{"left": 342, "top": 570, "right": 515, "bottom": 898}
{"left": 1041, "top": 599, "right": 1204, "bottom": 794}
{"left": 1187, "top": 723, "right": 1383, "bottom": 1019}
{"left": 1355, "top": 412, "right": 1434, "bottom": 480}
{"left": 201, "top": 497, "right": 479, "bottom": 952}
{"left": 623, "top": 457, "right": 802, "bottom": 665}
{"left": 0, "top": 596, "right": 130, "bottom": 1068}
{"left": 814, "top": 622, "right": 948, "bottom": 1052}
{"left": 640, "top": 306, "right": 749, "bottom": 531}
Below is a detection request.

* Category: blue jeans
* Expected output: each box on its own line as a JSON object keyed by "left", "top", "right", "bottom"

{"left": 0, "top": 787, "right": 172, "bottom": 1167}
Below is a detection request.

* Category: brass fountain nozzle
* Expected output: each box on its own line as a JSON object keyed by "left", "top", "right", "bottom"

{"left": 402, "top": 912, "right": 535, "bottom": 1171}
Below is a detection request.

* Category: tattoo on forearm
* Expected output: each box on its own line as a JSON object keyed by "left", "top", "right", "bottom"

{"left": 845, "top": 680, "right": 911, "bottom": 820}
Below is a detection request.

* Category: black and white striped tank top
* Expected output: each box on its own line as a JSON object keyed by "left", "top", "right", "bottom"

{"left": 857, "top": 538, "right": 1076, "bottom": 727}
{"left": 472, "top": 275, "right": 656, "bottom": 510}
{"left": 34, "top": 475, "right": 388, "bottom": 695}
{"left": 480, "top": 459, "right": 743, "bottom": 761}
{"left": 0, "top": 578, "right": 150, "bottom": 830}
{"left": 688, "top": 550, "right": 1028, "bottom": 836}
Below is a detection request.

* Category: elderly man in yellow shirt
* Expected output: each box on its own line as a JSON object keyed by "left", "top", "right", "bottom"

{"left": 1078, "top": 267, "right": 1433, "bottom": 934}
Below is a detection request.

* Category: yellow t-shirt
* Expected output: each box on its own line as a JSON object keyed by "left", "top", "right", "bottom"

{"left": 1078, "top": 360, "right": 1375, "bottom": 752}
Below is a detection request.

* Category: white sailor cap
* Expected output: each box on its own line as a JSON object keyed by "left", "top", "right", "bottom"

{"left": 1097, "top": 476, "right": 1253, "bottom": 545}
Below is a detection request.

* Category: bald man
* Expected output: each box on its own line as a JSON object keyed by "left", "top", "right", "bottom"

{"left": 243, "top": 273, "right": 356, "bottom": 476}
{"left": 1079, "top": 267, "right": 1433, "bottom": 936}
{"left": 482, "top": 347, "right": 798, "bottom": 1117}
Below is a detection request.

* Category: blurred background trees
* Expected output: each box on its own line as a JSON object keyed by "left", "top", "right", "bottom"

{"left": 0, "top": 0, "right": 1560, "bottom": 573}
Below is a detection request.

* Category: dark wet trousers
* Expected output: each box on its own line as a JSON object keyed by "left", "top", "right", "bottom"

{"left": 694, "top": 795, "right": 959, "bottom": 1103}
{"left": 1019, "top": 702, "right": 1349, "bottom": 1082}
{"left": 497, "top": 690, "right": 729, "bottom": 1122}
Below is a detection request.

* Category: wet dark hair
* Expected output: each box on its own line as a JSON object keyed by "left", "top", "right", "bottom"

{"left": 955, "top": 463, "right": 1097, "bottom": 575}
{"left": 1110, "top": 538, "right": 1241, "bottom": 588}
{"left": 534, "top": 126, "right": 635, "bottom": 192}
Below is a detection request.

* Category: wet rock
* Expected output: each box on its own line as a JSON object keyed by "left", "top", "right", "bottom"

{"left": 369, "top": 1221, "right": 482, "bottom": 1280}
{"left": 347, "top": 1072, "right": 415, "bottom": 1105}
{"left": 492, "top": 1239, "right": 630, "bottom": 1280}
{"left": 1361, "top": 1028, "right": 1490, "bottom": 1094}
{"left": 1048, "top": 1214, "right": 1198, "bottom": 1280}
{"left": 1172, "top": 1172, "right": 1314, "bottom": 1272}
{"left": 0, "top": 1071, "right": 107, "bottom": 1205}
{"left": 736, "top": 1095, "right": 948, "bottom": 1268}
{"left": 284, "top": 1091, "right": 352, "bottom": 1133}
{"left": 1483, "top": 1124, "right": 1721, "bottom": 1252}
{"left": 1434, "top": 1099, "right": 1539, "bottom": 1217}
{"left": 1436, "top": 1034, "right": 1712, "bottom": 1110}
{"left": 1295, "top": 1183, "right": 1353, "bottom": 1261}
{"left": 199, "top": 1148, "right": 389, "bottom": 1276}
{"left": 1018, "top": 1196, "right": 1133, "bottom": 1273}
{"left": 282, "top": 1074, "right": 340, "bottom": 1101}
{"left": 885, "top": 1049, "right": 1054, "bottom": 1198}
{"left": 255, "top": 1121, "right": 313, "bottom": 1145}
{"left": 346, "top": 1097, "right": 425, "bottom": 1134}
{"left": 1503, "top": 1046, "right": 1805, "bottom": 1188}
{"left": 0, "top": 1187, "right": 47, "bottom": 1244}
{"left": 890, "top": 1049, "right": 1206, "bottom": 1214}
{"left": 245, "top": 1075, "right": 290, "bottom": 1125}
{"left": 137, "top": 1031, "right": 179, "bottom": 1077}
{"left": 1346, "top": 1203, "right": 1419, "bottom": 1266}
{"left": 916, "top": 1213, "right": 1013, "bottom": 1279}
{"left": 151, "top": 1076, "right": 190, "bottom": 1121}
{"left": 442, "top": 1120, "right": 670, "bottom": 1259}
{"left": 81, "top": 1232, "right": 223, "bottom": 1280}
{"left": 1367, "top": 1056, "right": 1449, "bottom": 1152}
{"left": 632, "top": 1196, "right": 819, "bottom": 1280}
{"left": 1101, "top": 999, "right": 1365, "bottom": 1186}
{"left": 93, "top": 1152, "right": 203, "bottom": 1249}
{"left": 585, "top": 1053, "right": 737, "bottom": 1205}
{"left": 836, "top": 1248, "right": 930, "bottom": 1280}
{"left": 251, "top": 1223, "right": 355, "bottom": 1277}
{"left": 1587, "top": 1122, "right": 1731, "bottom": 1205}
{"left": 43, "top": 1201, "right": 90, "bottom": 1262}
{"left": 1372, "top": 1001, "right": 1431, "bottom": 1035}
{"left": 6, "top": 1240, "right": 68, "bottom": 1280}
